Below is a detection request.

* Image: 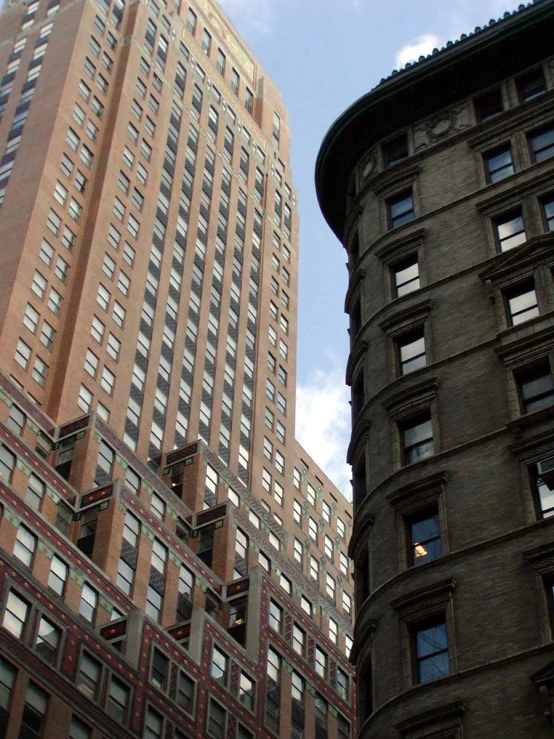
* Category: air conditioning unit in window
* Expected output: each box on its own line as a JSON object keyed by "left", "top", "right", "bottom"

{"left": 538, "top": 457, "right": 554, "bottom": 488}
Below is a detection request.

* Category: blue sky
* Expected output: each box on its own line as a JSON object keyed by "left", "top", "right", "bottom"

{"left": 217, "top": 0, "right": 523, "bottom": 492}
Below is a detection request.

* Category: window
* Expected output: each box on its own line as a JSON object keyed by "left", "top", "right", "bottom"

{"left": 518, "top": 67, "right": 546, "bottom": 102}
{"left": 21, "top": 683, "right": 48, "bottom": 736}
{"left": 413, "top": 617, "right": 450, "bottom": 683}
{"left": 269, "top": 599, "right": 283, "bottom": 634}
{"left": 485, "top": 146, "right": 514, "bottom": 183}
{"left": 398, "top": 328, "right": 426, "bottom": 374}
{"left": 343, "top": 591, "right": 352, "bottom": 615}
{"left": 388, "top": 190, "right": 414, "bottom": 228}
{"left": 293, "top": 499, "right": 302, "bottom": 525}
{"left": 77, "top": 652, "right": 101, "bottom": 698}
{"left": 7, "top": 405, "right": 26, "bottom": 436}
{"left": 14, "top": 525, "right": 36, "bottom": 566}
{"left": 534, "top": 458, "right": 554, "bottom": 518}
{"left": 239, "top": 672, "right": 255, "bottom": 711}
{"left": 106, "top": 676, "right": 129, "bottom": 724}
{"left": 393, "top": 254, "right": 420, "bottom": 297}
{"left": 409, "top": 507, "right": 442, "bottom": 565}
{"left": 315, "top": 647, "right": 327, "bottom": 678}
{"left": 301, "top": 596, "right": 312, "bottom": 617}
{"left": 3, "top": 591, "right": 29, "bottom": 638}
{"left": 23, "top": 303, "right": 39, "bottom": 334}
{"left": 211, "top": 646, "right": 228, "bottom": 686}
{"left": 145, "top": 706, "right": 164, "bottom": 739}
{"left": 402, "top": 413, "right": 434, "bottom": 465}
{"left": 15, "top": 338, "right": 32, "bottom": 369}
{"left": 150, "top": 649, "right": 169, "bottom": 690}
{"left": 69, "top": 716, "right": 92, "bottom": 739}
{"left": 79, "top": 583, "right": 98, "bottom": 623}
{"left": 308, "top": 516, "right": 318, "bottom": 543}
{"left": 475, "top": 87, "right": 503, "bottom": 122}
{"left": 544, "top": 197, "right": 554, "bottom": 232}
{"left": 324, "top": 534, "right": 333, "bottom": 559}
{"left": 517, "top": 361, "right": 554, "bottom": 414}
{"left": 100, "top": 366, "right": 115, "bottom": 395}
{"left": 186, "top": 8, "right": 197, "bottom": 34}
{"left": 310, "top": 555, "right": 319, "bottom": 581}
{"left": 48, "top": 555, "right": 68, "bottom": 595}
{"left": 505, "top": 281, "right": 539, "bottom": 325}
{"left": 207, "top": 700, "right": 226, "bottom": 739}
{"left": 177, "top": 672, "right": 194, "bottom": 713}
{"left": 0, "top": 445, "right": 16, "bottom": 481}
{"left": 527, "top": 128, "right": 553, "bottom": 168}
{"left": 384, "top": 134, "right": 408, "bottom": 166}
{"left": 293, "top": 538, "right": 303, "bottom": 564}
{"left": 326, "top": 573, "right": 336, "bottom": 602}
{"left": 78, "top": 385, "right": 93, "bottom": 412}
{"left": 35, "top": 616, "right": 61, "bottom": 664}
{"left": 292, "top": 624, "right": 305, "bottom": 655}
{"left": 495, "top": 210, "right": 526, "bottom": 251}
{"left": 202, "top": 29, "right": 211, "bottom": 55}
{"left": 40, "top": 321, "right": 56, "bottom": 351}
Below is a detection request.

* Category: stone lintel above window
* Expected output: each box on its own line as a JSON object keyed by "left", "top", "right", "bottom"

{"left": 479, "top": 233, "right": 554, "bottom": 288}
{"left": 382, "top": 377, "right": 439, "bottom": 422}
{"left": 344, "top": 268, "right": 366, "bottom": 313}
{"left": 375, "top": 227, "right": 426, "bottom": 264}
{"left": 496, "top": 325, "right": 554, "bottom": 370}
{"left": 347, "top": 418, "right": 371, "bottom": 466}
{"left": 391, "top": 577, "right": 455, "bottom": 621}
{"left": 386, "top": 471, "right": 449, "bottom": 514}
{"left": 371, "top": 163, "right": 420, "bottom": 199}
{"left": 524, "top": 541, "right": 554, "bottom": 574}
{"left": 395, "top": 699, "right": 466, "bottom": 739}
{"left": 476, "top": 168, "right": 554, "bottom": 217}
{"left": 348, "top": 616, "right": 377, "bottom": 667}
{"left": 379, "top": 298, "right": 433, "bottom": 333}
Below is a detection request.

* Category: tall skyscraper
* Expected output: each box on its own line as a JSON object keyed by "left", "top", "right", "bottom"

{"left": 0, "top": 0, "right": 355, "bottom": 736}
{"left": 316, "top": 1, "right": 554, "bottom": 737}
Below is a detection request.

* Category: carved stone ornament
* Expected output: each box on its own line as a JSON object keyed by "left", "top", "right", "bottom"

{"left": 414, "top": 104, "right": 470, "bottom": 151}
{"left": 358, "top": 147, "right": 377, "bottom": 187}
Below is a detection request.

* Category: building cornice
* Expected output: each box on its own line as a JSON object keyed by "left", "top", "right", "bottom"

{"left": 315, "top": 0, "right": 554, "bottom": 239}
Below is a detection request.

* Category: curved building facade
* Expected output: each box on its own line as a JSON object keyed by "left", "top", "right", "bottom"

{"left": 317, "top": 1, "right": 554, "bottom": 736}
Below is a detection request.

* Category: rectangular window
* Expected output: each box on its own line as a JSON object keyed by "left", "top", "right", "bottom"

{"left": 21, "top": 682, "right": 49, "bottom": 736}
{"left": 388, "top": 190, "right": 414, "bottom": 228}
{"left": 398, "top": 328, "right": 426, "bottom": 374}
{"left": 402, "top": 413, "right": 434, "bottom": 465}
{"left": 485, "top": 145, "right": 514, "bottom": 183}
{"left": 106, "top": 676, "right": 129, "bottom": 724}
{"left": 77, "top": 652, "right": 101, "bottom": 699}
{"left": 79, "top": 583, "right": 98, "bottom": 623}
{"left": 14, "top": 525, "right": 36, "bottom": 566}
{"left": 292, "top": 624, "right": 305, "bottom": 655}
{"left": 48, "top": 555, "right": 68, "bottom": 595}
{"left": 518, "top": 68, "right": 546, "bottom": 102}
{"left": 35, "top": 615, "right": 61, "bottom": 665}
{"left": 3, "top": 591, "right": 29, "bottom": 638}
{"left": 384, "top": 133, "right": 408, "bottom": 166}
{"left": 505, "top": 281, "right": 539, "bottom": 325}
{"left": 269, "top": 600, "right": 282, "bottom": 633}
{"left": 413, "top": 617, "right": 450, "bottom": 683}
{"left": 0, "top": 445, "right": 16, "bottom": 481}
{"left": 408, "top": 506, "right": 441, "bottom": 565}
{"left": 475, "top": 87, "right": 503, "bottom": 122}
{"left": 535, "top": 458, "right": 554, "bottom": 518}
{"left": 495, "top": 209, "right": 526, "bottom": 251}
{"left": 207, "top": 700, "right": 226, "bottom": 738}
{"left": 210, "top": 646, "right": 228, "bottom": 686}
{"left": 239, "top": 672, "right": 254, "bottom": 711}
{"left": 530, "top": 127, "right": 554, "bottom": 163}
{"left": 517, "top": 361, "right": 554, "bottom": 415}
{"left": 393, "top": 254, "right": 420, "bottom": 297}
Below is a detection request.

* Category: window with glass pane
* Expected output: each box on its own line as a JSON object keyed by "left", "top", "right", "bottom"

{"left": 393, "top": 254, "right": 420, "bottom": 297}
{"left": 26, "top": 473, "right": 45, "bottom": 510}
{"left": 413, "top": 617, "right": 450, "bottom": 682}
{"left": 208, "top": 700, "right": 226, "bottom": 738}
{"left": 0, "top": 657, "right": 16, "bottom": 711}
{"left": 495, "top": 210, "right": 526, "bottom": 251}
{"left": 239, "top": 672, "right": 255, "bottom": 710}
{"left": 0, "top": 445, "right": 16, "bottom": 481}
{"left": 388, "top": 190, "right": 414, "bottom": 228}
{"left": 398, "top": 328, "right": 426, "bottom": 374}
{"left": 7, "top": 404, "right": 26, "bottom": 435}
{"left": 21, "top": 682, "right": 48, "bottom": 735}
{"left": 517, "top": 361, "right": 554, "bottom": 414}
{"left": 269, "top": 600, "right": 282, "bottom": 633}
{"left": 79, "top": 582, "right": 98, "bottom": 623}
{"left": 544, "top": 198, "right": 554, "bottom": 231}
{"left": 485, "top": 146, "right": 514, "bottom": 182}
{"left": 145, "top": 706, "right": 163, "bottom": 739}
{"left": 505, "top": 281, "right": 539, "bottom": 325}
{"left": 535, "top": 458, "right": 554, "bottom": 518}
{"left": 48, "top": 555, "right": 68, "bottom": 596}
{"left": 3, "top": 591, "right": 29, "bottom": 638}
{"left": 177, "top": 672, "right": 194, "bottom": 712}
{"left": 69, "top": 715, "right": 92, "bottom": 739}
{"left": 211, "top": 646, "right": 228, "bottom": 685}
{"left": 315, "top": 694, "right": 327, "bottom": 728}
{"left": 292, "top": 624, "right": 305, "bottom": 655}
{"left": 518, "top": 68, "right": 546, "bottom": 102}
{"left": 95, "top": 440, "right": 114, "bottom": 483}
{"left": 106, "top": 676, "right": 129, "bottom": 723}
{"left": 14, "top": 525, "right": 36, "bottom": 566}
{"left": 384, "top": 133, "right": 408, "bottom": 166}
{"left": 315, "top": 647, "right": 327, "bottom": 678}
{"left": 475, "top": 87, "right": 503, "bottom": 122}
{"left": 77, "top": 653, "right": 101, "bottom": 698}
{"left": 409, "top": 507, "right": 441, "bottom": 565}
{"left": 530, "top": 127, "right": 554, "bottom": 162}
{"left": 35, "top": 615, "right": 61, "bottom": 664}
{"left": 402, "top": 414, "right": 434, "bottom": 465}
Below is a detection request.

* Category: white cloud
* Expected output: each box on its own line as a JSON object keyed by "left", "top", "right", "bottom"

{"left": 394, "top": 33, "right": 441, "bottom": 69}
{"left": 296, "top": 363, "right": 352, "bottom": 500}
{"left": 217, "top": 0, "right": 273, "bottom": 34}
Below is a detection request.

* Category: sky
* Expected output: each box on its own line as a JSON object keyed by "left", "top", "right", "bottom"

{"left": 217, "top": 0, "right": 524, "bottom": 494}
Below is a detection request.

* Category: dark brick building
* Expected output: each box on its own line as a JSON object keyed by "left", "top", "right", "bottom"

{"left": 316, "top": 1, "right": 554, "bottom": 737}
{"left": 0, "top": 0, "right": 355, "bottom": 735}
